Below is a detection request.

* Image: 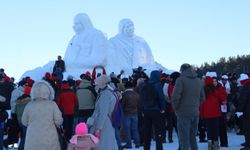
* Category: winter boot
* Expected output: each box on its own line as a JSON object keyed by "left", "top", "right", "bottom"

{"left": 208, "top": 140, "right": 213, "bottom": 150}
{"left": 213, "top": 141, "right": 220, "bottom": 150}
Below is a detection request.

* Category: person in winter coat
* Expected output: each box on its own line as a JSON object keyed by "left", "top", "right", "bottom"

{"left": 139, "top": 70, "right": 166, "bottom": 150}
{"left": 172, "top": 63, "right": 205, "bottom": 150}
{"left": 167, "top": 72, "right": 180, "bottom": 143}
{"left": 57, "top": 81, "right": 78, "bottom": 141}
{"left": 76, "top": 74, "right": 97, "bottom": 123}
{"left": 0, "top": 106, "right": 8, "bottom": 150}
{"left": 200, "top": 76, "right": 227, "bottom": 150}
{"left": 0, "top": 76, "right": 14, "bottom": 110}
{"left": 87, "top": 75, "right": 118, "bottom": 150}
{"left": 237, "top": 73, "right": 250, "bottom": 150}
{"left": 15, "top": 86, "right": 31, "bottom": 150}
{"left": 67, "top": 122, "right": 99, "bottom": 150}
{"left": 121, "top": 81, "right": 140, "bottom": 148}
{"left": 10, "top": 80, "right": 26, "bottom": 113}
{"left": 22, "top": 80, "right": 63, "bottom": 150}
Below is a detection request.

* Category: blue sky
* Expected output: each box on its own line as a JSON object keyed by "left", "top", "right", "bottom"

{"left": 0, "top": 0, "right": 249, "bottom": 80}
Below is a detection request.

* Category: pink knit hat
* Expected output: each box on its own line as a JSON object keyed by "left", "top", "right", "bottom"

{"left": 70, "top": 122, "right": 99, "bottom": 145}
{"left": 75, "top": 123, "right": 88, "bottom": 135}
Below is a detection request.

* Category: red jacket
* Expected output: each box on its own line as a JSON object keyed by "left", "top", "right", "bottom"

{"left": 167, "top": 84, "right": 175, "bottom": 112}
{"left": 200, "top": 84, "right": 227, "bottom": 119}
{"left": 56, "top": 84, "right": 78, "bottom": 115}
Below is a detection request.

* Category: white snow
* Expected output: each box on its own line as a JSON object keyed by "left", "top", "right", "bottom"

{"left": 126, "top": 131, "right": 245, "bottom": 150}
{"left": 20, "top": 13, "right": 166, "bottom": 81}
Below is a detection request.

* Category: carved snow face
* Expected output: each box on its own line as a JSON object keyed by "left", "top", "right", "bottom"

{"left": 123, "top": 22, "right": 134, "bottom": 37}
{"left": 73, "top": 13, "right": 93, "bottom": 34}
{"left": 73, "top": 19, "right": 84, "bottom": 34}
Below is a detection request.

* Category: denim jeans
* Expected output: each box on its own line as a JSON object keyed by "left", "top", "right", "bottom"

{"left": 18, "top": 123, "right": 27, "bottom": 150}
{"left": 115, "top": 127, "right": 121, "bottom": 146}
{"left": 177, "top": 115, "right": 199, "bottom": 150}
{"left": 123, "top": 114, "right": 140, "bottom": 146}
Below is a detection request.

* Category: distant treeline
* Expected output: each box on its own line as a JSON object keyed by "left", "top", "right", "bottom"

{"left": 196, "top": 54, "right": 250, "bottom": 76}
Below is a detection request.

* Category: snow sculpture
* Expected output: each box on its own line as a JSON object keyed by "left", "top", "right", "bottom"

{"left": 64, "top": 13, "right": 108, "bottom": 69}
{"left": 108, "top": 18, "right": 155, "bottom": 73}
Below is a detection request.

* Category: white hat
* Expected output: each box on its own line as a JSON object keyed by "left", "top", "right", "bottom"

{"left": 221, "top": 75, "right": 228, "bottom": 80}
{"left": 239, "top": 73, "right": 249, "bottom": 81}
{"left": 206, "top": 72, "right": 217, "bottom": 78}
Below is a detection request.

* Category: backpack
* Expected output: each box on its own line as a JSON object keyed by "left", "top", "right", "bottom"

{"left": 140, "top": 82, "right": 158, "bottom": 105}
{"left": 107, "top": 89, "right": 123, "bottom": 128}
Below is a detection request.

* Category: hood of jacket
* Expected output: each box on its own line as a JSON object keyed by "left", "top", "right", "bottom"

{"left": 78, "top": 79, "right": 91, "bottom": 89}
{"left": 181, "top": 68, "right": 197, "bottom": 79}
{"left": 150, "top": 70, "right": 161, "bottom": 83}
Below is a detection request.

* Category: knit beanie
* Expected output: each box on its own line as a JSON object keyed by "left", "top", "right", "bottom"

{"left": 75, "top": 123, "right": 88, "bottom": 135}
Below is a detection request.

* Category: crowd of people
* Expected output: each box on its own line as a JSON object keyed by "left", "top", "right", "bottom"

{"left": 0, "top": 62, "right": 250, "bottom": 150}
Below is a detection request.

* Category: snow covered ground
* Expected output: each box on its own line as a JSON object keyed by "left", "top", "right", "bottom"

{"left": 126, "top": 131, "right": 245, "bottom": 150}
{"left": 4, "top": 130, "right": 245, "bottom": 150}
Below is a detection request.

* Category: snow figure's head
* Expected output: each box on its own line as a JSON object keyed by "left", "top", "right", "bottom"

{"left": 119, "top": 18, "right": 134, "bottom": 37}
{"left": 73, "top": 13, "right": 93, "bottom": 34}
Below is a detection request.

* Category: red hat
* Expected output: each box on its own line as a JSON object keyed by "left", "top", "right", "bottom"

{"left": 205, "top": 76, "right": 213, "bottom": 86}
{"left": 86, "top": 71, "right": 91, "bottom": 77}
{"left": 27, "top": 78, "right": 34, "bottom": 87}
{"left": 45, "top": 72, "right": 51, "bottom": 79}
{"left": 76, "top": 80, "right": 81, "bottom": 85}
{"left": 24, "top": 86, "right": 31, "bottom": 95}
{"left": 4, "top": 76, "right": 10, "bottom": 82}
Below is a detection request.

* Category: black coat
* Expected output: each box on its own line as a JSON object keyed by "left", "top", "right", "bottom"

{"left": 238, "top": 80, "right": 250, "bottom": 116}
{"left": 0, "top": 81, "right": 14, "bottom": 110}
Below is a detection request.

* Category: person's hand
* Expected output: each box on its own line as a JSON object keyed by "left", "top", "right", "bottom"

{"left": 160, "top": 110, "right": 165, "bottom": 114}
{"left": 94, "top": 129, "right": 101, "bottom": 139}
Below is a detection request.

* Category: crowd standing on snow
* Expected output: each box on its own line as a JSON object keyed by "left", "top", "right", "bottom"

{"left": 0, "top": 60, "right": 250, "bottom": 150}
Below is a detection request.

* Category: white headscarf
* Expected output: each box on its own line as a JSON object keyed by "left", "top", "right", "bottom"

{"left": 94, "top": 75, "right": 111, "bottom": 90}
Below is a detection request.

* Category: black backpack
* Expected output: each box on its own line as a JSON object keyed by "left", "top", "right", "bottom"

{"left": 140, "top": 82, "right": 158, "bottom": 105}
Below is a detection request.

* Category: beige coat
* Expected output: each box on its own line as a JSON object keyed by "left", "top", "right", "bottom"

{"left": 22, "top": 80, "right": 63, "bottom": 150}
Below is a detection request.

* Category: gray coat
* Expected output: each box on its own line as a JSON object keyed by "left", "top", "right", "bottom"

{"left": 22, "top": 99, "right": 63, "bottom": 150}
{"left": 172, "top": 68, "right": 204, "bottom": 117}
{"left": 76, "top": 79, "right": 96, "bottom": 110}
{"left": 89, "top": 87, "right": 118, "bottom": 150}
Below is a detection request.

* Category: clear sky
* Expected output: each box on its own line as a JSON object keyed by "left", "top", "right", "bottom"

{"left": 0, "top": 0, "right": 249, "bottom": 80}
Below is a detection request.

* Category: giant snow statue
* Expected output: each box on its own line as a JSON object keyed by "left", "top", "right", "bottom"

{"left": 108, "top": 18, "right": 156, "bottom": 74}
{"left": 64, "top": 13, "right": 108, "bottom": 69}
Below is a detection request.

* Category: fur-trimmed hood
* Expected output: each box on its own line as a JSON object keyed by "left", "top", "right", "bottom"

{"left": 31, "top": 80, "right": 55, "bottom": 101}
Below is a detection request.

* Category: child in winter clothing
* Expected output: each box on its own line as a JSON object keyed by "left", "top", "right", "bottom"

{"left": 67, "top": 122, "right": 99, "bottom": 150}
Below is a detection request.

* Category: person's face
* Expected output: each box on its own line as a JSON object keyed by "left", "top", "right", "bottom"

{"left": 222, "top": 79, "right": 227, "bottom": 84}
{"left": 213, "top": 78, "right": 218, "bottom": 87}
{"left": 123, "top": 22, "right": 134, "bottom": 37}
{"left": 73, "top": 20, "right": 84, "bottom": 34}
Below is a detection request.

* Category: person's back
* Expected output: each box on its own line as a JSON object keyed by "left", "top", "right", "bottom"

{"left": 67, "top": 122, "right": 99, "bottom": 150}
{"left": 67, "top": 135, "right": 98, "bottom": 150}
{"left": 76, "top": 78, "right": 96, "bottom": 123}
{"left": 172, "top": 63, "right": 205, "bottom": 150}
{"left": 76, "top": 80, "right": 96, "bottom": 111}
{"left": 172, "top": 67, "right": 204, "bottom": 117}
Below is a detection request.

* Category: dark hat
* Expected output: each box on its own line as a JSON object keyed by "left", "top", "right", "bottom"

{"left": 80, "top": 73, "right": 91, "bottom": 81}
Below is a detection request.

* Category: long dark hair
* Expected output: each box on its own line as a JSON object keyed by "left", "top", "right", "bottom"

{"left": 204, "top": 84, "right": 216, "bottom": 98}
